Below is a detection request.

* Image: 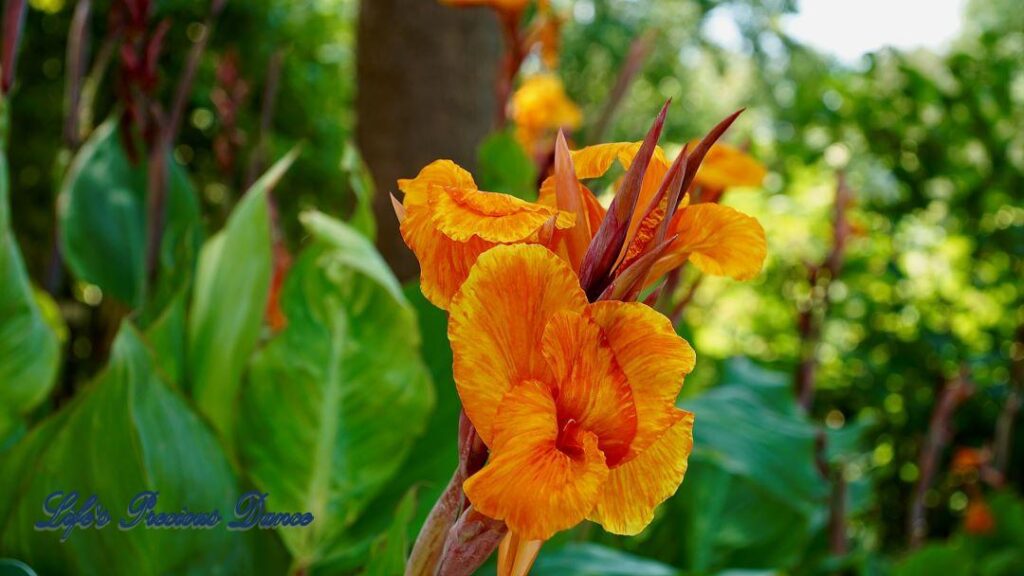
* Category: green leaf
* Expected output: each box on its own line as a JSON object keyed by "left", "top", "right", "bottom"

{"left": 237, "top": 213, "right": 433, "bottom": 569}
{"left": 0, "top": 145, "right": 60, "bottom": 437}
{"left": 365, "top": 489, "right": 418, "bottom": 576}
{"left": 0, "top": 559, "right": 38, "bottom": 576}
{"left": 187, "top": 149, "right": 299, "bottom": 448}
{"left": 893, "top": 542, "right": 972, "bottom": 576}
{"left": 528, "top": 544, "right": 679, "bottom": 576}
{"left": 477, "top": 130, "right": 538, "bottom": 201}
{"left": 340, "top": 143, "right": 377, "bottom": 240}
{"left": 57, "top": 117, "right": 201, "bottom": 307}
{"left": 356, "top": 283, "right": 461, "bottom": 550}
{"left": 630, "top": 358, "right": 829, "bottom": 573}
{"left": 0, "top": 324, "right": 270, "bottom": 575}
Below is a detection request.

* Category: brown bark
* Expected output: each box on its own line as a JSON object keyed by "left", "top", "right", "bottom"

{"left": 356, "top": 0, "right": 500, "bottom": 279}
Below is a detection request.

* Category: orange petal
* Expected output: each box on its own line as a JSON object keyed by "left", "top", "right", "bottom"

{"left": 431, "top": 184, "right": 573, "bottom": 243}
{"left": 464, "top": 380, "right": 610, "bottom": 541}
{"left": 687, "top": 140, "right": 766, "bottom": 190}
{"left": 649, "top": 204, "right": 766, "bottom": 282}
{"left": 449, "top": 245, "right": 588, "bottom": 445}
{"left": 398, "top": 159, "right": 476, "bottom": 207}
{"left": 589, "top": 410, "right": 694, "bottom": 535}
{"left": 541, "top": 311, "right": 637, "bottom": 465}
{"left": 398, "top": 160, "right": 573, "bottom": 309}
{"left": 588, "top": 301, "right": 695, "bottom": 459}
{"left": 400, "top": 202, "right": 495, "bottom": 310}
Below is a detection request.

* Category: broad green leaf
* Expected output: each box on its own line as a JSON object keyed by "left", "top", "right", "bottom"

{"left": 626, "top": 358, "right": 829, "bottom": 573}
{"left": 340, "top": 143, "right": 377, "bottom": 240}
{"left": 0, "top": 324, "right": 273, "bottom": 575}
{"left": 364, "top": 489, "right": 418, "bottom": 576}
{"left": 188, "top": 149, "right": 299, "bottom": 447}
{"left": 237, "top": 213, "right": 433, "bottom": 569}
{"left": 57, "top": 117, "right": 201, "bottom": 307}
{"left": 0, "top": 146, "right": 60, "bottom": 438}
{"left": 525, "top": 544, "right": 679, "bottom": 576}
{"left": 477, "top": 130, "right": 538, "bottom": 201}
{"left": 351, "top": 282, "right": 462, "bottom": 561}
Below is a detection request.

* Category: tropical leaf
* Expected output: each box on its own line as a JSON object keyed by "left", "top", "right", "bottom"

{"left": 364, "top": 489, "right": 418, "bottom": 576}
{"left": 626, "top": 357, "right": 829, "bottom": 573}
{"left": 520, "top": 543, "right": 679, "bottom": 576}
{"left": 0, "top": 324, "right": 278, "bottom": 575}
{"left": 237, "top": 212, "right": 433, "bottom": 569}
{"left": 340, "top": 143, "right": 377, "bottom": 240}
{"left": 187, "top": 149, "right": 298, "bottom": 448}
{"left": 0, "top": 145, "right": 60, "bottom": 446}
{"left": 57, "top": 117, "right": 201, "bottom": 308}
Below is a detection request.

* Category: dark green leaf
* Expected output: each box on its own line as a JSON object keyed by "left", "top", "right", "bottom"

{"left": 530, "top": 543, "right": 679, "bottom": 576}
{"left": 632, "top": 358, "right": 828, "bottom": 573}
{"left": 57, "top": 118, "right": 201, "bottom": 307}
{"left": 0, "top": 324, "right": 268, "bottom": 575}
{"left": 893, "top": 542, "right": 972, "bottom": 576}
{"left": 0, "top": 147, "right": 60, "bottom": 442}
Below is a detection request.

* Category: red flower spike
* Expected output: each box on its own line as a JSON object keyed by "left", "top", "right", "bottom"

{"left": 598, "top": 234, "right": 677, "bottom": 302}
{"left": 674, "top": 109, "right": 744, "bottom": 209}
{"left": 578, "top": 100, "right": 669, "bottom": 300}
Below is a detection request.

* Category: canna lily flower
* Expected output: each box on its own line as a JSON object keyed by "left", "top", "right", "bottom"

{"left": 685, "top": 139, "right": 766, "bottom": 204}
{"left": 511, "top": 74, "right": 583, "bottom": 154}
{"left": 398, "top": 105, "right": 767, "bottom": 575}
{"left": 450, "top": 243, "right": 696, "bottom": 542}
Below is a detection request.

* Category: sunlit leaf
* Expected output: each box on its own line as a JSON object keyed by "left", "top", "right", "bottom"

{"left": 237, "top": 212, "right": 433, "bottom": 569}
{"left": 188, "top": 149, "right": 298, "bottom": 448}
{"left": 341, "top": 143, "right": 377, "bottom": 240}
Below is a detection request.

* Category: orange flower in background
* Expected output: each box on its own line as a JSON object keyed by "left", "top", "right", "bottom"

{"left": 440, "top": 0, "right": 530, "bottom": 13}
{"left": 449, "top": 244, "right": 696, "bottom": 541}
{"left": 512, "top": 74, "right": 583, "bottom": 154}
{"left": 964, "top": 497, "right": 996, "bottom": 535}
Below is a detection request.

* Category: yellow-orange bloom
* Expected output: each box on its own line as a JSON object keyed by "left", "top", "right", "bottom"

{"left": 512, "top": 74, "right": 583, "bottom": 154}
{"left": 449, "top": 244, "right": 696, "bottom": 540}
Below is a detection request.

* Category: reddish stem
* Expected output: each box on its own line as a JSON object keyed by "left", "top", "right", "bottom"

{"left": 907, "top": 367, "right": 975, "bottom": 548}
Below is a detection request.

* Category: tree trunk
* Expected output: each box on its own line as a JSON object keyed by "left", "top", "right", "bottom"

{"left": 356, "top": 0, "right": 500, "bottom": 279}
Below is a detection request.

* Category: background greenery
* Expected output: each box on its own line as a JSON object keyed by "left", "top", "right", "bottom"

{"left": 0, "top": 0, "right": 1021, "bottom": 574}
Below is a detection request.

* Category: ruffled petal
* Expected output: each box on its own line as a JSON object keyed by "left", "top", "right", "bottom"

{"left": 588, "top": 410, "right": 694, "bottom": 535}
{"left": 541, "top": 311, "right": 637, "bottom": 466}
{"left": 588, "top": 301, "right": 695, "bottom": 459}
{"left": 464, "top": 380, "right": 610, "bottom": 541}
{"left": 432, "top": 185, "right": 574, "bottom": 243}
{"left": 398, "top": 160, "right": 574, "bottom": 309}
{"left": 400, "top": 202, "right": 495, "bottom": 310}
{"left": 649, "top": 203, "right": 767, "bottom": 282}
{"left": 449, "top": 245, "right": 588, "bottom": 445}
